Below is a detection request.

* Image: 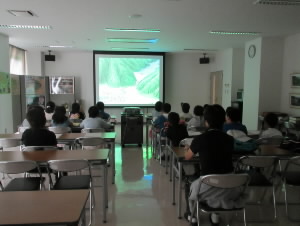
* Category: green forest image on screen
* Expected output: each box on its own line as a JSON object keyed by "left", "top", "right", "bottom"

{"left": 98, "top": 58, "right": 160, "bottom": 105}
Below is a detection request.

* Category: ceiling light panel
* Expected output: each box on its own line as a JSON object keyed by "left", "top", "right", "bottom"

{"left": 0, "top": 25, "right": 52, "bottom": 29}
{"left": 107, "top": 38, "right": 158, "bottom": 43}
{"left": 105, "top": 28, "right": 160, "bottom": 32}
{"left": 209, "top": 31, "right": 260, "bottom": 35}
{"left": 254, "top": 0, "right": 300, "bottom": 5}
{"left": 111, "top": 47, "right": 150, "bottom": 50}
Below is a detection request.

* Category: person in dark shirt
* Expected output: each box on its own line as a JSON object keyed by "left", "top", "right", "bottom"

{"left": 69, "top": 102, "right": 85, "bottom": 120}
{"left": 166, "top": 112, "right": 189, "bottom": 147}
{"left": 223, "top": 107, "right": 248, "bottom": 134}
{"left": 184, "top": 105, "right": 234, "bottom": 226}
{"left": 96, "top": 101, "right": 110, "bottom": 121}
{"left": 22, "top": 106, "right": 57, "bottom": 146}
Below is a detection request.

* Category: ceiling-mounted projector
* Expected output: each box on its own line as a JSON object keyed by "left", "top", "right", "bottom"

{"left": 45, "top": 50, "right": 55, "bottom": 61}
{"left": 199, "top": 53, "right": 209, "bottom": 64}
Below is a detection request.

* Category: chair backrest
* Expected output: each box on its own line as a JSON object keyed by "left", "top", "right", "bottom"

{"left": 283, "top": 156, "right": 300, "bottom": 173}
{"left": 201, "top": 173, "right": 250, "bottom": 189}
{"left": 255, "top": 136, "right": 283, "bottom": 145}
{"left": 0, "top": 160, "right": 39, "bottom": 174}
{"left": 48, "top": 126, "right": 71, "bottom": 134}
{"left": 48, "top": 159, "right": 90, "bottom": 172}
{"left": 187, "top": 126, "right": 206, "bottom": 132}
{"left": 18, "top": 127, "right": 30, "bottom": 134}
{"left": 81, "top": 128, "right": 105, "bottom": 133}
{"left": 21, "top": 146, "right": 58, "bottom": 152}
{"left": 179, "top": 138, "right": 193, "bottom": 147}
{"left": 0, "top": 138, "right": 21, "bottom": 148}
{"left": 236, "top": 156, "right": 277, "bottom": 169}
{"left": 75, "top": 137, "right": 106, "bottom": 149}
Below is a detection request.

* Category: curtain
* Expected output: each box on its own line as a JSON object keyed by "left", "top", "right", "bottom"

{"left": 9, "top": 45, "right": 26, "bottom": 75}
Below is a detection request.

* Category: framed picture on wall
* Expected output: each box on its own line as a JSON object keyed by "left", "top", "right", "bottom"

{"left": 289, "top": 93, "right": 300, "bottom": 108}
{"left": 0, "top": 72, "right": 10, "bottom": 94}
{"left": 25, "top": 76, "right": 45, "bottom": 95}
{"left": 49, "top": 76, "right": 74, "bottom": 94}
{"left": 291, "top": 73, "right": 300, "bottom": 88}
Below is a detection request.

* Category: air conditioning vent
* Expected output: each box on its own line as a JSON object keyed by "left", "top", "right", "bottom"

{"left": 7, "top": 10, "right": 35, "bottom": 17}
{"left": 254, "top": 0, "right": 300, "bottom": 5}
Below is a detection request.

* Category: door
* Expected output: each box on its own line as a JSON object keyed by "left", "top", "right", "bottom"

{"left": 210, "top": 71, "right": 223, "bottom": 105}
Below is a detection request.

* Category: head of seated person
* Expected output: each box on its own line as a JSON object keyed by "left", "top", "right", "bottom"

{"left": 264, "top": 113, "right": 279, "bottom": 129}
{"left": 155, "top": 101, "right": 163, "bottom": 112}
{"left": 194, "top": 105, "right": 203, "bottom": 117}
{"left": 225, "top": 107, "right": 241, "bottom": 124}
{"left": 162, "top": 103, "right": 171, "bottom": 114}
{"left": 181, "top": 102, "right": 190, "bottom": 114}
{"left": 168, "top": 112, "right": 180, "bottom": 126}
{"left": 27, "top": 106, "right": 47, "bottom": 129}
{"left": 45, "top": 101, "right": 55, "bottom": 114}
{"left": 52, "top": 106, "right": 70, "bottom": 127}
{"left": 89, "top": 106, "right": 99, "bottom": 118}
{"left": 204, "top": 104, "right": 226, "bottom": 130}
{"left": 70, "top": 102, "right": 85, "bottom": 120}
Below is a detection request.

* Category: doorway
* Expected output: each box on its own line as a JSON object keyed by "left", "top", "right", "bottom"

{"left": 210, "top": 71, "right": 223, "bottom": 105}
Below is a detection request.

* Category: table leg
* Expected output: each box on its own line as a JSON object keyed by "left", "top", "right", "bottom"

{"left": 170, "top": 151, "right": 173, "bottom": 182}
{"left": 103, "top": 164, "right": 108, "bottom": 223}
{"left": 172, "top": 159, "right": 176, "bottom": 205}
{"left": 178, "top": 162, "right": 183, "bottom": 219}
{"left": 110, "top": 141, "right": 115, "bottom": 184}
{"left": 146, "top": 120, "right": 149, "bottom": 146}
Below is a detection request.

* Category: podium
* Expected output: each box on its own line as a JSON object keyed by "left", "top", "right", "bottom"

{"left": 121, "top": 108, "right": 143, "bottom": 147}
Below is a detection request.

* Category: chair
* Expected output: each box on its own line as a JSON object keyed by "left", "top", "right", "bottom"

{"left": 81, "top": 128, "right": 105, "bottom": 133}
{"left": 74, "top": 137, "right": 106, "bottom": 150}
{"left": 281, "top": 156, "right": 300, "bottom": 220}
{"left": 48, "top": 126, "right": 71, "bottom": 134}
{"left": 255, "top": 136, "right": 284, "bottom": 146}
{"left": 0, "top": 160, "right": 43, "bottom": 191}
{"left": 235, "top": 156, "right": 278, "bottom": 221}
{"left": 190, "top": 174, "right": 249, "bottom": 226}
{"left": 158, "top": 127, "right": 169, "bottom": 165}
{"left": 47, "top": 159, "right": 94, "bottom": 226}
{"left": 18, "top": 126, "right": 30, "bottom": 134}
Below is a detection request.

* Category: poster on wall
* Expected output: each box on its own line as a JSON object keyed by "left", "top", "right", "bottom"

{"left": 291, "top": 73, "right": 300, "bottom": 88}
{"left": 26, "top": 95, "right": 45, "bottom": 108}
{"left": 289, "top": 93, "right": 300, "bottom": 108}
{"left": 50, "top": 76, "right": 74, "bottom": 94}
{"left": 25, "top": 76, "right": 45, "bottom": 95}
{"left": 10, "top": 74, "right": 20, "bottom": 95}
{"left": 0, "top": 72, "right": 10, "bottom": 94}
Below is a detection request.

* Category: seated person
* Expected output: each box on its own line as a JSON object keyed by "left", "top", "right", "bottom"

{"left": 260, "top": 113, "right": 283, "bottom": 138}
{"left": 44, "top": 101, "right": 56, "bottom": 121}
{"left": 223, "top": 107, "right": 248, "bottom": 134}
{"left": 180, "top": 102, "right": 193, "bottom": 122}
{"left": 80, "top": 106, "right": 112, "bottom": 129}
{"left": 184, "top": 105, "right": 241, "bottom": 226}
{"left": 187, "top": 105, "right": 204, "bottom": 129}
{"left": 69, "top": 102, "right": 85, "bottom": 120}
{"left": 51, "top": 106, "right": 72, "bottom": 127}
{"left": 153, "top": 103, "right": 171, "bottom": 133}
{"left": 152, "top": 101, "right": 163, "bottom": 120}
{"left": 96, "top": 101, "right": 110, "bottom": 121}
{"left": 166, "top": 112, "right": 189, "bottom": 147}
{"left": 22, "top": 106, "right": 57, "bottom": 146}
{"left": 21, "top": 105, "right": 43, "bottom": 128}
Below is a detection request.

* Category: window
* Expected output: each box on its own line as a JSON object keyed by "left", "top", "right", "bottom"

{"left": 9, "top": 45, "right": 26, "bottom": 75}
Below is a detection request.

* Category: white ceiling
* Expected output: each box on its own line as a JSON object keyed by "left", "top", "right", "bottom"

{"left": 1, "top": 0, "right": 300, "bottom": 53}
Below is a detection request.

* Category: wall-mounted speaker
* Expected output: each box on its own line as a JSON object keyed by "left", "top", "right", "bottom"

{"left": 45, "top": 50, "right": 55, "bottom": 61}
{"left": 199, "top": 53, "right": 209, "bottom": 64}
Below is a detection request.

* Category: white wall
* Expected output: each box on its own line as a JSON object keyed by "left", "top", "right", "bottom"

{"left": 259, "top": 37, "right": 283, "bottom": 113}
{"left": 0, "top": 33, "right": 13, "bottom": 133}
{"left": 243, "top": 38, "right": 262, "bottom": 130}
{"left": 210, "top": 49, "right": 233, "bottom": 108}
{"left": 232, "top": 48, "right": 245, "bottom": 99}
{"left": 280, "top": 33, "right": 300, "bottom": 115}
{"left": 165, "top": 52, "right": 210, "bottom": 113}
{"left": 26, "top": 50, "right": 43, "bottom": 76}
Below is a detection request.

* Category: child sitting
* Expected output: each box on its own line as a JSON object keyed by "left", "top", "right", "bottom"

{"left": 187, "top": 105, "right": 204, "bottom": 129}
{"left": 223, "top": 107, "right": 248, "bottom": 135}
{"left": 180, "top": 102, "right": 193, "bottom": 122}
{"left": 166, "top": 112, "right": 189, "bottom": 147}
{"left": 260, "top": 113, "right": 283, "bottom": 138}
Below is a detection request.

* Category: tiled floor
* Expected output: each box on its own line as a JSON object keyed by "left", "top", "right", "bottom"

{"left": 90, "top": 142, "right": 300, "bottom": 226}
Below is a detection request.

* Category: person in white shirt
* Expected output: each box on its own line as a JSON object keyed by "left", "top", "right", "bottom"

{"left": 187, "top": 105, "right": 204, "bottom": 129}
{"left": 151, "top": 101, "right": 163, "bottom": 120}
{"left": 180, "top": 102, "right": 193, "bottom": 122}
{"left": 80, "top": 106, "right": 112, "bottom": 129}
{"left": 260, "top": 113, "right": 283, "bottom": 138}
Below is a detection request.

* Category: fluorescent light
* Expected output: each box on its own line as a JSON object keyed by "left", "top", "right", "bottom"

{"left": 105, "top": 28, "right": 160, "bottom": 32}
{"left": 107, "top": 38, "right": 158, "bottom": 43}
{"left": 111, "top": 47, "right": 150, "bottom": 50}
{"left": 209, "top": 31, "right": 260, "bottom": 35}
{"left": 254, "top": 0, "right": 300, "bottom": 5}
{"left": 0, "top": 25, "right": 52, "bottom": 29}
{"left": 49, "top": 45, "right": 73, "bottom": 48}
